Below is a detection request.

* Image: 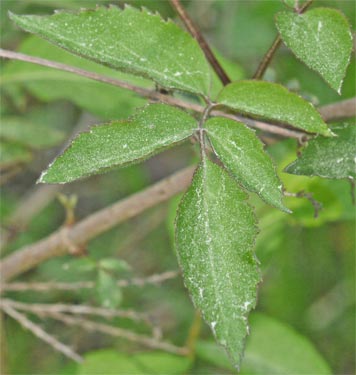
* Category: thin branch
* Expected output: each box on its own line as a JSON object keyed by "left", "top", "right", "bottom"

{"left": 0, "top": 166, "right": 195, "bottom": 282}
{"left": 40, "top": 312, "right": 188, "bottom": 356}
{"left": 1, "top": 299, "right": 149, "bottom": 324}
{"left": 284, "top": 190, "right": 322, "bottom": 218}
{"left": 1, "top": 49, "right": 353, "bottom": 139}
{"left": 170, "top": 0, "right": 230, "bottom": 85}
{"left": 318, "top": 97, "right": 356, "bottom": 122}
{"left": 2, "top": 271, "right": 180, "bottom": 292}
{"left": 1, "top": 303, "right": 83, "bottom": 363}
{"left": 253, "top": 36, "right": 282, "bottom": 80}
{"left": 253, "top": 0, "right": 314, "bottom": 79}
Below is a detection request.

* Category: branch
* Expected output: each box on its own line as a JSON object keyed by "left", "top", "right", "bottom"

{"left": 2, "top": 270, "right": 180, "bottom": 292}
{"left": 1, "top": 49, "right": 352, "bottom": 139}
{"left": 0, "top": 303, "right": 83, "bottom": 363}
{"left": 0, "top": 167, "right": 195, "bottom": 282}
{"left": 39, "top": 312, "right": 188, "bottom": 356}
{"left": 170, "top": 0, "right": 230, "bottom": 85}
{"left": 1, "top": 299, "right": 150, "bottom": 324}
{"left": 318, "top": 97, "right": 356, "bottom": 122}
{"left": 253, "top": 0, "right": 314, "bottom": 79}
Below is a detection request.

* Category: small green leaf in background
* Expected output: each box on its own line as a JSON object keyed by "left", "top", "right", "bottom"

{"left": 285, "top": 122, "right": 356, "bottom": 179}
{"left": 276, "top": 8, "right": 353, "bottom": 93}
{"left": 175, "top": 159, "right": 260, "bottom": 368}
{"left": 76, "top": 350, "right": 192, "bottom": 375}
{"left": 205, "top": 117, "right": 289, "bottom": 212}
{"left": 241, "top": 313, "right": 332, "bottom": 374}
{"left": 99, "top": 258, "right": 130, "bottom": 274}
{"left": 217, "top": 80, "right": 332, "bottom": 136}
{"left": 96, "top": 270, "right": 122, "bottom": 309}
{"left": 9, "top": 5, "right": 211, "bottom": 96}
{"left": 39, "top": 104, "right": 197, "bottom": 183}
{"left": 0, "top": 140, "right": 32, "bottom": 168}
{"left": 0, "top": 117, "right": 65, "bottom": 149}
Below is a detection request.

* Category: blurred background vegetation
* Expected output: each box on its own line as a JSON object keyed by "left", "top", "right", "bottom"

{"left": 0, "top": 1, "right": 355, "bottom": 374}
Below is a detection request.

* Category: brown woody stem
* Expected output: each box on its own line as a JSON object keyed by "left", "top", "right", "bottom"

{"left": 170, "top": 0, "right": 231, "bottom": 86}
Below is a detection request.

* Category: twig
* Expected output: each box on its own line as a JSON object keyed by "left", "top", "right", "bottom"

{"left": 0, "top": 162, "right": 190, "bottom": 285}
{"left": 170, "top": 0, "right": 230, "bottom": 85}
{"left": 318, "top": 98, "right": 356, "bottom": 122}
{"left": 0, "top": 48, "right": 202, "bottom": 112}
{"left": 41, "top": 312, "right": 188, "bottom": 356}
{"left": 1, "top": 303, "right": 83, "bottom": 363}
{"left": 1, "top": 299, "right": 149, "bottom": 324}
{"left": 1, "top": 49, "right": 353, "bottom": 138}
{"left": 253, "top": 36, "right": 282, "bottom": 80}
{"left": 253, "top": 0, "right": 314, "bottom": 79}
{"left": 284, "top": 190, "right": 322, "bottom": 218}
{"left": 2, "top": 270, "right": 180, "bottom": 292}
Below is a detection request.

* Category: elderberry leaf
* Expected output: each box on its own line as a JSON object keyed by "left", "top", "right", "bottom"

{"left": 39, "top": 104, "right": 197, "bottom": 183}
{"left": 205, "top": 117, "right": 289, "bottom": 212}
{"left": 285, "top": 122, "right": 356, "bottom": 179}
{"left": 9, "top": 5, "right": 211, "bottom": 96}
{"left": 217, "top": 80, "right": 332, "bottom": 136}
{"left": 276, "top": 8, "right": 353, "bottom": 93}
{"left": 175, "top": 159, "right": 260, "bottom": 368}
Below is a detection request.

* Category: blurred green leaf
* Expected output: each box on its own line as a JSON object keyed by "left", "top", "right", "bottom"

{"left": 99, "top": 258, "right": 130, "bottom": 273}
{"left": 240, "top": 313, "right": 332, "bottom": 374}
{"left": 285, "top": 122, "right": 356, "bottom": 179}
{"left": 0, "top": 139, "right": 32, "bottom": 167}
{"left": 96, "top": 270, "right": 122, "bottom": 309}
{"left": 217, "top": 81, "right": 332, "bottom": 136}
{"left": 9, "top": 5, "right": 211, "bottom": 96}
{"left": 39, "top": 104, "right": 197, "bottom": 183}
{"left": 77, "top": 350, "right": 192, "bottom": 375}
{"left": 175, "top": 159, "right": 260, "bottom": 368}
{"left": 195, "top": 340, "right": 235, "bottom": 372}
{"left": 0, "top": 117, "right": 65, "bottom": 149}
{"left": 205, "top": 117, "right": 288, "bottom": 212}
{"left": 276, "top": 8, "right": 353, "bottom": 93}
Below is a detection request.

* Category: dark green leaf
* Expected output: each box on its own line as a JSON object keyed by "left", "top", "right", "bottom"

{"left": 205, "top": 117, "right": 288, "bottom": 212}
{"left": 285, "top": 123, "right": 356, "bottom": 179}
{"left": 96, "top": 270, "right": 122, "bottom": 309}
{"left": 241, "top": 313, "right": 332, "bottom": 374}
{"left": 9, "top": 5, "right": 211, "bottom": 96}
{"left": 175, "top": 159, "right": 260, "bottom": 368}
{"left": 39, "top": 104, "right": 197, "bottom": 183}
{"left": 276, "top": 8, "right": 353, "bottom": 93}
{"left": 217, "top": 80, "right": 332, "bottom": 136}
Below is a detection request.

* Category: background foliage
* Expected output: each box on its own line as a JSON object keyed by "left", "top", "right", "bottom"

{"left": 0, "top": 0, "right": 355, "bottom": 374}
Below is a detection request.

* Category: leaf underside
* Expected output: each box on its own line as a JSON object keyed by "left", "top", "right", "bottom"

{"left": 276, "top": 8, "right": 353, "bottom": 93}
{"left": 205, "top": 117, "right": 289, "bottom": 212}
{"left": 175, "top": 159, "right": 260, "bottom": 368}
{"left": 9, "top": 5, "right": 211, "bottom": 96}
{"left": 285, "top": 123, "right": 356, "bottom": 179}
{"left": 40, "top": 104, "right": 197, "bottom": 183}
{"left": 217, "top": 80, "right": 332, "bottom": 136}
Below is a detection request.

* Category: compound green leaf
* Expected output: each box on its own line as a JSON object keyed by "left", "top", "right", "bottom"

{"left": 0, "top": 117, "right": 65, "bottom": 149}
{"left": 9, "top": 5, "right": 211, "bottom": 96}
{"left": 285, "top": 123, "right": 356, "bottom": 179}
{"left": 40, "top": 104, "right": 197, "bottom": 183}
{"left": 217, "top": 80, "right": 332, "bottom": 136}
{"left": 175, "top": 159, "right": 260, "bottom": 368}
{"left": 276, "top": 8, "right": 353, "bottom": 93}
{"left": 205, "top": 117, "right": 288, "bottom": 212}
